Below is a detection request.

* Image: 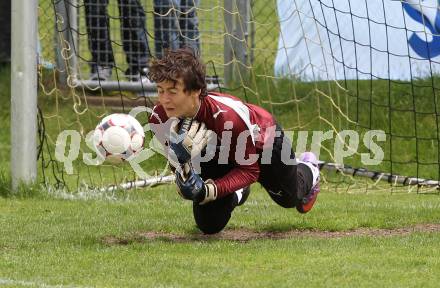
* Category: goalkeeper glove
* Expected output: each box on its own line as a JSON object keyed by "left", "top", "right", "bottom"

{"left": 169, "top": 118, "right": 214, "bottom": 165}
{"left": 175, "top": 166, "right": 217, "bottom": 205}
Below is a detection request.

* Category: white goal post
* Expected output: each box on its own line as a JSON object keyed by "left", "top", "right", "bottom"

{"left": 10, "top": 0, "right": 38, "bottom": 190}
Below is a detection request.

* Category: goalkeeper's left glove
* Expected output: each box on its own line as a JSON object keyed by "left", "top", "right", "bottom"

{"left": 175, "top": 166, "right": 217, "bottom": 205}
{"left": 169, "top": 118, "right": 214, "bottom": 165}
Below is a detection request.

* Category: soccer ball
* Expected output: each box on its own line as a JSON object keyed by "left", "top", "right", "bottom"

{"left": 93, "top": 113, "right": 145, "bottom": 163}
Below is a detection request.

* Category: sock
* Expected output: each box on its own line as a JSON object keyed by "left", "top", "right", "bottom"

{"left": 297, "top": 163, "right": 313, "bottom": 199}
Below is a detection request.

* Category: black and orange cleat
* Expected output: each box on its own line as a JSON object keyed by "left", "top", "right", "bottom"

{"left": 296, "top": 152, "right": 320, "bottom": 214}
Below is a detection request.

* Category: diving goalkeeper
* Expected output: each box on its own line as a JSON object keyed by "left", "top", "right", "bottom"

{"left": 147, "top": 48, "right": 320, "bottom": 234}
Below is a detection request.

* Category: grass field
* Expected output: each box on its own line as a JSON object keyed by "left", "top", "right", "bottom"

{"left": 2, "top": 179, "right": 440, "bottom": 287}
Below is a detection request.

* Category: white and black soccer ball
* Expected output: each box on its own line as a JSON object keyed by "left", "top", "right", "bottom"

{"left": 93, "top": 113, "right": 145, "bottom": 163}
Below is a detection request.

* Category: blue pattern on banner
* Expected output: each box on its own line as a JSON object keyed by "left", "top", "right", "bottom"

{"left": 402, "top": 1, "right": 440, "bottom": 58}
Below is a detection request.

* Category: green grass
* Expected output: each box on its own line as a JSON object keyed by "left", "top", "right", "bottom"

{"left": 0, "top": 65, "right": 10, "bottom": 175}
{"left": 2, "top": 186, "right": 440, "bottom": 287}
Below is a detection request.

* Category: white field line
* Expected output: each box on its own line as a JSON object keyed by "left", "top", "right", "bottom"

{"left": 0, "top": 277, "right": 92, "bottom": 288}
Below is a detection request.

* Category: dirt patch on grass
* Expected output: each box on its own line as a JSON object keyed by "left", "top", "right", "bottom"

{"left": 102, "top": 223, "right": 440, "bottom": 245}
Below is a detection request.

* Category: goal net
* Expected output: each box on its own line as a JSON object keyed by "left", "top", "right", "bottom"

{"left": 37, "top": 0, "right": 440, "bottom": 194}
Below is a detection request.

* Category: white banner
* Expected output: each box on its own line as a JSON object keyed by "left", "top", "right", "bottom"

{"left": 274, "top": 0, "right": 440, "bottom": 80}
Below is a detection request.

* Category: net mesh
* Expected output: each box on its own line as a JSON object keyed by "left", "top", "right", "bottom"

{"left": 37, "top": 0, "right": 440, "bottom": 194}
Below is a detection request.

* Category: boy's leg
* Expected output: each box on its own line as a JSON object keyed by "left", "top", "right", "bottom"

{"left": 296, "top": 152, "right": 320, "bottom": 213}
{"left": 178, "top": 0, "right": 200, "bottom": 52}
{"left": 259, "top": 125, "right": 319, "bottom": 212}
{"left": 192, "top": 160, "right": 248, "bottom": 234}
{"left": 153, "top": 0, "right": 180, "bottom": 58}
{"left": 84, "top": 0, "right": 114, "bottom": 72}
{"left": 118, "top": 0, "right": 151, "bottom": 76}
{"left": 192, "top": 193, "right": 237, "bottom": 234}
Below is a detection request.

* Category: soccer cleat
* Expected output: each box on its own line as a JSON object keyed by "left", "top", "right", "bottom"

{"left": 90, "top": 66, "right": 112, "bottom": 81}
{"left": 126, "top": 67, "right": 152, "bottom": 84}
{"left": 296, "top": 152, "right": 320, "bottom": 214}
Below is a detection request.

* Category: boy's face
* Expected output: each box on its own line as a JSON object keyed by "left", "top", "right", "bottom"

{"left": 157, "top": 79, "right": 201, "bottom": 118}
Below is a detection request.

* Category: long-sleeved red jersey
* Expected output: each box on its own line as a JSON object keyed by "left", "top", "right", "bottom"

{"left": 148, "top": 92, "right": 276, "bottom": 197}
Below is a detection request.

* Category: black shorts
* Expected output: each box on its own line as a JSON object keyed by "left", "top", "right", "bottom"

{"left": 192, "top": 124, "right": 309, "bottom": 234}
{"left": 258, "top": 126, "right": 300, "bottom": 208}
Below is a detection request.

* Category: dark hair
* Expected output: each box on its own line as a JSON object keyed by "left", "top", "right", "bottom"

{"left": 147, "top": 48, "right": 207, "bottom": 98}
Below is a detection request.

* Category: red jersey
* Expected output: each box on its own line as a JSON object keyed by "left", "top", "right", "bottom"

{"left": 148, "top": 92, "right": 276, "bottom": 197}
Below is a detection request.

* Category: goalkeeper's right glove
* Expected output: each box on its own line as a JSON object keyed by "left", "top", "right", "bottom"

{"left": 175, "top": 166, "right": 217, "bottom": 205}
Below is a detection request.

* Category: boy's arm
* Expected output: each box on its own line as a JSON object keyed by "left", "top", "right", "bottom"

{"left": 213, "top": 145, "right": 260, "bottom": 198}
{"left": 213, "top": 121, "right": 260, "bottom": 197}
